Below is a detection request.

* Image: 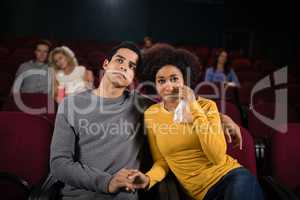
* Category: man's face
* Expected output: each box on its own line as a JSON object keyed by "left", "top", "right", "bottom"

{"left": 144, "top": 40, "right": 153, "bottom": 48}
{"left": 35, "top": 44, "right": 49, "bottom": 63}
{"left": 103, "top": 48, "right": 138, "bottom": 88}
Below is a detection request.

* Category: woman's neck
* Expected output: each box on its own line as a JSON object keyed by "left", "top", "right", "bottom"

{"left": 217, "top": 63, "right": 224, "bottom": 71}
{"left": 94, "top": 76, "right": 125, "bottom": 98}
{"left": 163, "top": 99, "right": 180, "bottom": 112}
{"left": 63, "top": 65, "right": 75, "bottom": 75}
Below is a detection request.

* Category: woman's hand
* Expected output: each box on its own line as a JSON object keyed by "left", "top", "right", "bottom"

{"left": 85, "top": 69, "right": 94, "bottom": 89}
{"left": 179, "top": 85, "right": 196, "bottom": 103}
{"left": 127, "top": 170, "right": 150, "bottom": 190}
{"left": 220, "top": 114, "right": 243, "bottom": 150}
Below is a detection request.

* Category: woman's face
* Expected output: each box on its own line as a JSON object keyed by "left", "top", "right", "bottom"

{"left": 155, "top": 65, "right": 184, "bottom": 101}
{"left": 53, "top": 52, "right": 69, "bottom": 69}
{"left": 217, "top": 51, "right": 228, "bottom": 65}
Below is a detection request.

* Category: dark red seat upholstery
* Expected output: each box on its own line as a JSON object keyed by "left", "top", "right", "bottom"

{"left": 2, "top": 93, "right": 57, "bottom": 114}
{"left": 216, "top": 100, "right": 243, "bottom": 125}
{"left": 248, "top": 103, "right": 299, "bottom": 138}
{"left": 0, "top": 112, "right": 54, "bottom": 199}
{"left": 232, "top": 58, "right": 252, "bottom": 72}
{"left": 271, "top": 123, "right": 300, "bottom": 190}
{"left": 227, "top": 126, "right": 257, "bottom": 175}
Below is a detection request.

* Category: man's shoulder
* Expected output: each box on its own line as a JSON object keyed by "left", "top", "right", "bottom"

{"left": 64, "top": 90, "right": 93, "bottom": 103}
{"left": 131, "top": 91, "right": 156, "bottom": 111}
{"left": 56, "top": 90, "right": 94, "bottom": 121}
{"left": 17, "top": 60, "right": 34, "bottom": 71}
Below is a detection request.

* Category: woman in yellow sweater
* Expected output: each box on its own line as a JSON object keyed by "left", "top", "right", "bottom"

{"left": 130, "top": 44, "right": 264, "bottom": 200}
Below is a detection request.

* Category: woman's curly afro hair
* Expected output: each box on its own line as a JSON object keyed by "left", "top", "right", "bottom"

{"left": 139, "top": 43, "right": 201, "bottom": 89}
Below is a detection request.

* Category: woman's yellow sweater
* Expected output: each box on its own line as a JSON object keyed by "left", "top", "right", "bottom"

{"left": 145, "top": 98, "right": 241, "bottom": 200}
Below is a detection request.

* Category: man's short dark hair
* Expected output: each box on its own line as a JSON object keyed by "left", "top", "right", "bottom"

{"left": 107, "top": 41, "right": 142, "bottom": 70}
{"left": 35, "top": 39, "right": 52, "bottom": 50}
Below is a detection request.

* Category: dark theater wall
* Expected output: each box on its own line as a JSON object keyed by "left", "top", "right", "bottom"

{"left": 146, "top": 0, "right": 224, "bottom": 47}
{"left": 0, "top": 0, "right": 224, "bottom": 46}
{"left": 0, "top": 0, "right": 148, "bottom": 42}
{"left": 225, "top": 1, "right": 298, "bottom": 66}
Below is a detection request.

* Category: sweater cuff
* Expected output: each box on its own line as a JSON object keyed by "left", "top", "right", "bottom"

{"left": 96, "top": 173, "right": 113, "bottom": 193}
{"left": 145, "top": 170, "right": 159, "bottom": 190}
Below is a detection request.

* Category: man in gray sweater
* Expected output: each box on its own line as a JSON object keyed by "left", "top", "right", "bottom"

{"left": 50, "top": 42, "right": 242, "bottom": 200}
{"left": 11, "top": 40, "right": 52, "bottom": 94}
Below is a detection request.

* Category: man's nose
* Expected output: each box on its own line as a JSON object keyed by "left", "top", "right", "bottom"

{"left": 120, "top": 65, "right": 127, "bottom": 72}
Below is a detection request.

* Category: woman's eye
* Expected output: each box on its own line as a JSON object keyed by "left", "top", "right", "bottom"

{"left": 157, "top": 79, "right": 166, "bottom": 84}
{"left": 170, "top": 77, "right": 178, "bottom": 82}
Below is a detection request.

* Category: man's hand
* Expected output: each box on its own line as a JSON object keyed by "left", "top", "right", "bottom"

{"left": 128, "top": 170, "right": 150, "bottom": 190}
{"left": 220, "top": 114, "right": 243, "bottom": 150}
{"left": 108, "top": 168, "right": 137, "bottom": 193}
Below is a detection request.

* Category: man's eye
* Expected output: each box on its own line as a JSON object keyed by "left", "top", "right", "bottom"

{"left": 158, "top": 79, "right": 166, "bottom": 84}
{"left": 116, "top": 58, "right": 123, "bottom": 63}
{"left": 129, "top": 64, "right": 136, "bottom": 70}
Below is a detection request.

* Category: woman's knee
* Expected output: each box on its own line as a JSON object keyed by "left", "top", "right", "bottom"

{"left": 228, "top": 168, "right": 257, "bottom": 184}
{"left": 225, "top": 168, "right": 263, "bottom": 199}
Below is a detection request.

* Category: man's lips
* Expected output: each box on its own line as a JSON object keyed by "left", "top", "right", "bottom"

{"left": 112, "top": 72, "right": 127, "bottom": 80}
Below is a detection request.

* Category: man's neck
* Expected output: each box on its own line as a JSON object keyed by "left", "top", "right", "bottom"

{"left": 94, "top": 76, "right": 125, "bottom": 98}
{"left": 35, "top": 60, "right": 45, "bottom": 65}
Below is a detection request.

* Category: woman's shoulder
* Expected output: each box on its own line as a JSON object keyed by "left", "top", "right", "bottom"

{"left": 228, "top": 67, "right": 235, "bottom": 73}
{"left": 144, "top": 103, "right": 162, "bottom": 116}
{"left": 205, "top": 66, "right": 214, "bottom": 73}
{"left": 68, "top": 66, "right": 86, "bottom": 78}
{"left": 195, "top": 97, "right": 218, "bottom": 111}
{"left": 55, "top": 70, "right": 64, "bottom": 80}
{"left": 75, "top": 65, "right": 86, "bottom": 72}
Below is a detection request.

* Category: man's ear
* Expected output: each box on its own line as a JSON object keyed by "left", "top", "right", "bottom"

{"left": 102, "top": 59, "right": 109, "bottom": 70}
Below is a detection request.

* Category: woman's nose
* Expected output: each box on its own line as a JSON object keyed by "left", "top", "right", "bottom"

{"left": 163, "top": 81, "right": 174, "bottom": 91}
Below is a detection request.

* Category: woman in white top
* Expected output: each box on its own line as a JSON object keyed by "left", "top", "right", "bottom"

{"left": 49, "top": 46, "right": 94, "bottom": 102}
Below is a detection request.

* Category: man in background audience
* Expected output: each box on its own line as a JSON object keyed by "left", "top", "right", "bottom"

{"left": 141, "top": 36, "right": 154, "bottom": 53}
{"left": 11, "top": 40, "right": 52, "bottom": 94}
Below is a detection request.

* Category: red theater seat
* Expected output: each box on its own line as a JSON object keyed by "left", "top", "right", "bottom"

{"left": 216, "top": 100, "right": 243, "bottom": 125}
{"left": 248, "top": 103, "right": 298, "bottom": 138}
{"left": 227, "top": 127, "right": 257, "bottom": 175}
{"left": 271, "top": 123, "right": 300, "bottom": 191}
{"left": 0, "top": 112, "right": 53, "bottom": 199}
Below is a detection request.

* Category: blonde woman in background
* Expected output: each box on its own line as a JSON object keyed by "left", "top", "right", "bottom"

{"left": 49, "top": 46, "right": 94, "bottom": 102}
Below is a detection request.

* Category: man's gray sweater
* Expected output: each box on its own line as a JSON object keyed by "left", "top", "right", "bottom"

{"left": 50, "top": 90, "right": 152, "bottom": 200}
